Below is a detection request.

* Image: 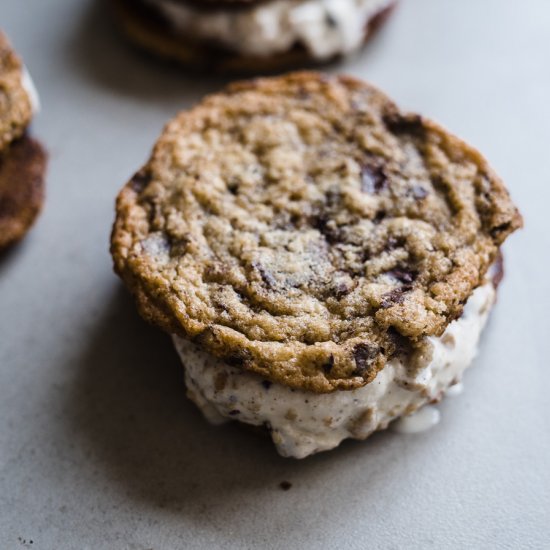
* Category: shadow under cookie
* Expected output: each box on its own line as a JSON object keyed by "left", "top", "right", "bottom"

{"left": 64, "top": 0, "right": 232, "bottom": 101}
{"left": 65, "top": 284, "right": 397, "bottom": 516}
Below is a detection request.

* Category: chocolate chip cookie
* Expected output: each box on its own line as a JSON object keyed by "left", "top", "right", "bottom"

{"left": 0, "top": 31, "right": 47, "bottom": 249}
{"left": 111, "top": 0, "right": 396, "bottom": 73}
{"left": 111, "top": 72, "right": 522, "bottom": 395}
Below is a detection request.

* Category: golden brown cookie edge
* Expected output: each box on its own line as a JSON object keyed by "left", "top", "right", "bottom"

{"left": 0, "top": 134, "right": 47, "bottom": 249}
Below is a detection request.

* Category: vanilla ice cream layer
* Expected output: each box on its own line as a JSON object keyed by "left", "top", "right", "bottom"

{"left": 174, "top": 280, "right": 496, "bottom": 459}
{"left": 145, "top": 0, "right": 394, "bottom": 59}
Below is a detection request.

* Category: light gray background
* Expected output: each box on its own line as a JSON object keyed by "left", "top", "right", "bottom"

{"left": 1, "top": 1, "right": 549, "bottom": 548}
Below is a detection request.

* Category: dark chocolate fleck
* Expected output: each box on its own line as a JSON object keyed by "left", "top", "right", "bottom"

{"left": 373, "top": 211, "right": 387, "bottom": 224}
{"left": 360, "top": 249, "right": 371, "bottom": 263}
{"left": 380, "top": 286, "right": 412, "bottom": 308}
{"left": 361, "top": 162, "right": 388, "bottom": 194}
{"left": 353, "top": 343, "right": 378, "bottom": 376}
{"left": 385, "top": 236, "right": 406, "bottom": 251}
{"left": 224, "top": 353, "right": 248, "bottom": 368}
{"left": 261, "top": 380, "right": 272, "bottom": 390}
{"left": 386, "top": 268, "right": 416, "bottom": 284}
{"left": 322, "top": 355, "right": 335, "bottom": 374}
{"left": 311, "top": 213, "right": 341, "bottom": 244}
{"left": 129, "top": 170, "right": 152, "bottom": 193}
{"left": 289, "top": 213, "right": 302, "bottom": 228}
{"left": 227, "top": 177, "right": 240, "bottom": 195}
{"left": 333, "top": 280, "right": 353, "bottom": 299}
{"left": 334, "top": 282, "right": 350, "bottom": 298}
{"left": 490, "top": 222, "right": 511, "bottom": 239}
{"left": 387, "top": 327, "right": 411, "bottom": 356}
{"left": 383, "top": 112, "right": 425, "bottom": 136}
{"left": 228, "top": 409, "right": 240, "bottom": 416}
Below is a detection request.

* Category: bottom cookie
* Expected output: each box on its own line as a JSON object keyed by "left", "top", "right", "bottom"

{"left": 0, "top": 134, "right": 47, "bottom": 249}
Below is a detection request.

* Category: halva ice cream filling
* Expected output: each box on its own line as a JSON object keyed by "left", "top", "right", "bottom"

{"left": 174, "top": 279, "right": 496, "bottom": 459}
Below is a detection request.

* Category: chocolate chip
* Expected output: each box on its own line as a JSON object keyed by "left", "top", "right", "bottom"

{"left": 374, "top": 211, "right": 387, "bottom": 224}
{"left": 227, "top": 178, "right": 240, "bottom": 195}
{"left": 290, "top": 213, "right": 301, "bottom": 226}
{"left": 383, "top": 112, "right": 425, "bottom": 136}
{"left": 380, "top": 286, "right": 412, "bottom": 308}
{"left": 353, "top": 344, "right": 378, "bottom": 376}
{"left": 387, "top": 327, "right": 411, "bottom": 356}
{"left": 385, "top": 236, "right": 406, "bottom": 251}
{"left": 169, "top": 236, "right": 190, "bottom": 258}
{"left": 490, "top": 222, "right": 512, "bottom": 239}
{"left": 361, "top": 162, "right": 387, "bottom": 194}
{"left": 322, "top": 355, "right": 335, "bottom": 374}
{"left": 261, "top": 380, "right": 272, "bottom": 390}
{"left": 228, "top": 409, "right": 240, "bottom": 416}
{"left": 224, "top": 351, "right": 251, "bottom": 368}
{"left": 386, "top": 268, "right": 416, "bottom": 284}
{"left": 360, "top": 249, "right": 371, "bottom": 263}
{"left": 279, "top": 481, "right": 292, "bottom": 491}
{"left": 311, "top": 213, "right": 341, "bottom": 244}
{"left": 129, "top": 170, "right": 152, "bottom": 192}
{"left": 334, "top": 280, "right": 352, "bottom": 299}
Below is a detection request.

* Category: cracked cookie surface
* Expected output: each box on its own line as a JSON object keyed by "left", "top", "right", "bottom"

{"left": 111, "top": 72, "right": 522, "bottom": 392}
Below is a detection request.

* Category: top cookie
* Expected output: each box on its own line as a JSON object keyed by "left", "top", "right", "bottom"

{"left": 111, "top": 72, "right": 522, "bottom": 393}
{"left": 0, "top": 32, "right": 33, "bottom": 151}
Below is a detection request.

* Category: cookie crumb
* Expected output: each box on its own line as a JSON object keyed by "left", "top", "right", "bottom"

{"left": 279, "top": 481, "right": 292, "bottom": 491}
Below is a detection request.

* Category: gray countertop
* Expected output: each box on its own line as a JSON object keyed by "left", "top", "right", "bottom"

{"left": 1, "top": 0, "right": 549, "bottom": 548}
